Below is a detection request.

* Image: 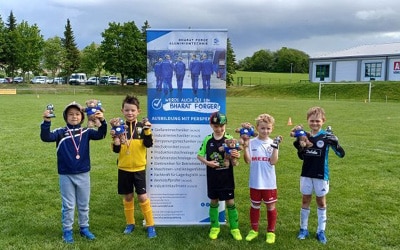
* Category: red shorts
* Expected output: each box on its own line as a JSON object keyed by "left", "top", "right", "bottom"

{"left": 250, "top": 188, "right": 277, "bottom": 204}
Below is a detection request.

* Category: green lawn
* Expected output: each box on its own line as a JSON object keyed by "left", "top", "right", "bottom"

{"left": 1, "top": 87, "right": 400, "bottom": 249}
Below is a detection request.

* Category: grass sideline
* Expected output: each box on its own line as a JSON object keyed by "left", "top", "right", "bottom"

{"left": 1, "top": 92, "right": 400, "bottom": 249}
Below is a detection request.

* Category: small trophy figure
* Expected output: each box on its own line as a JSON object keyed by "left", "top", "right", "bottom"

{"left": 142, "top": 117, "right": 150, "bottom": 129}
{"left": 326, "top": 126, "right": 333, "bottom": 135}
{"left": 46, "top": 104, "right": 56, "bottom": 118}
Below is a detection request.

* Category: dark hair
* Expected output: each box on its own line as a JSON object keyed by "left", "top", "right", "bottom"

{"left": 122, "top": 95, "right": 140, "bottom": 109}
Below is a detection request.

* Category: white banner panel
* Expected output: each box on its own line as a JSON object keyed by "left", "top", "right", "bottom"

{"left": 146, "top": 29, "right": 227, "bottom": 225}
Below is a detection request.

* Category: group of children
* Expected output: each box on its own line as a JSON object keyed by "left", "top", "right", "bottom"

{"left": 40, "top": 97, "right": 345, "bottom": 245}
{"left": 197, "top": 108, "right": 345, "bottom": 245}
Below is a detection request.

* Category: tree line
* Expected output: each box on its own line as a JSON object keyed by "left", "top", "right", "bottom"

{"left": 0, "top": 11, "right": 308, "bottom": 85}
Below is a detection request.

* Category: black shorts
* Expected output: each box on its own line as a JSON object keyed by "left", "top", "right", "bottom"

{"left": 118, "top": 169, "right": 147, "bottom": 195}
{"left": 208, "top": 189, "right": 235, "bottom": 201}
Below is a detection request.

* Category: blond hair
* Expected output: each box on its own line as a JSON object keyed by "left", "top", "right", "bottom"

{"left": 255, "top": 113, "right": 275, "bottom": 126}
{"left": 307, "top": 106, "right": 326, "bottom": 121}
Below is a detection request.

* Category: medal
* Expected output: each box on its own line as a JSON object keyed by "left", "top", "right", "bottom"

{"left": 126, "top": 150, "right": 130, "bottom": 155}
{"left": 68, "top": 128, "right": 82, "bottom": 161}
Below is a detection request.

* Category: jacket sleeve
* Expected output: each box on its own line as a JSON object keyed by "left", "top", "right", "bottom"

{"left": 293, "top": 140, "right": 304, "bottom": 160}
{"left": 332, "top": 144, "right": 345, "bottom": 158}
{"left": 112, "top": 144, "right": 121, "bottom": 153}
{"left": 40, "top": 121, "right": 57, "bottom": 142}
{"left": 89, "top": 120, "right": 107, "bottom": 140}
{"left": 143, "top": 129, "right": 153, "bottom": 148}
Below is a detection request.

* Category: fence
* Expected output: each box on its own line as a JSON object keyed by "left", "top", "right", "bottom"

{"left": 15, "top": 88, "right": 93, "bottom": 95}
{"left": 236, "top": 76, "right": 301, "bottom": 86}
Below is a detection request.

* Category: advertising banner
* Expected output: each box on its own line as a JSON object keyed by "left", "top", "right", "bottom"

{"left": 146, "top": 29, "right": 227, "bottom": 225}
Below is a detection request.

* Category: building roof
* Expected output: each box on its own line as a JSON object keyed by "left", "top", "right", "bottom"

{"left": 311, "top": 42, "right": 400, "bottom": 59}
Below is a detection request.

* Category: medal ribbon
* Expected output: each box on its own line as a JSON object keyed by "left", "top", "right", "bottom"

{"left": 67, "top": 128, "right": 82, "bottom": 159}
{"left": 125, "top": 121, "right": 137, "bottom": 149}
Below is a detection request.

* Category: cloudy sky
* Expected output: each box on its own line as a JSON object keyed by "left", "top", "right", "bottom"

{"left": 2, "top": 0, "right": 400, "bottom": 60}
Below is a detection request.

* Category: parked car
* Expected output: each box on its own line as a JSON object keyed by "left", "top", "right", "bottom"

{"left": 99, "top": 76, "right": 109, "bottom": 85}
{"left": 68, "top": 73, "right": 87, "bottom": 85}
{"left": 53, "top": 77, "right": 65, "bottom": 84}
{"left": 13, "top": 77, "right": 24, "bottom": 83}
{"left": 138, "top": 79, "right": 147, "bottom": 85}
{"left": 46, "top": 78, "right": 53, "bottom": 84}
{"left": 0, "top": 78, "right": 6, "bottom": 83}
{"left": 86, "top": 77, "right": 99, "bottom": 85}
{"left": 126, "top": 78, "right": 134, "bottom": 85}
{"left": 31, "top": 76, "right": 47, "bottom": 84}
{"left": 108, "top": 76, "right": 121, "bottom": 85}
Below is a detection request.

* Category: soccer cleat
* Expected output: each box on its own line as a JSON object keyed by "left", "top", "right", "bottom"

{"left": 245, "top": 229, "right": 259, "bottom": 241}
{"left": 230, "top": 229, "right": 243, "bottom": 241}
{"left": 62, "top": 230, "right": 74, "bottom": 243}
{"left": 209, "top": 227, "right": 220, "bottom": 240}
{"left": 123, "top": 224, "right": 135, "bottom": 234}
{"left": 316, "top": 230, "right": 327, "bottom": 244}
{"left": 147, "top": 226, "right": 157, "bottom": 238}
{"left": 80, "top": 227, "right": 95, "bottom": 240}
{"left": 297, "top": 228, "right": 309, "bottom": 240}
{"left": 266, "top": 232, "right": 276, "bottom": 244}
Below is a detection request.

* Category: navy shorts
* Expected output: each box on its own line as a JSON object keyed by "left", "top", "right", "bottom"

{"left": 118, "top": 169, "right": 147, "bottom": 195}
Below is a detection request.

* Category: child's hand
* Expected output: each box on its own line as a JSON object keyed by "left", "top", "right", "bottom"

{"left": 95, "top": 110, "right": 104, "bottom": 121}
{"left": 326, "top": 134, "right": 339, "bottom": 147}
{"left": 42, "top": 110, "right": 51, "bottom": 121}
{"left": 142, "top": 117, "right": 151, "bottom": 129}
{"left": 208, "top": 160, "right": 220, "bottom": 168}
{"left": 271, "top": 135, "right": 283, "bottom": 149}
{"left": 230, "top": 149, "right": 240, "bottom": 159}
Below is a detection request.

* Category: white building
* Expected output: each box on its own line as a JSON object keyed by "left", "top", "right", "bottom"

{"left": 309, "top": 42, "right": 400, "bottom": 82}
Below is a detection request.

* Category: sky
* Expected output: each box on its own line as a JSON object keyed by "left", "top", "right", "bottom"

{"left": 2, "top": 0, "right": 400, "bottom": 61}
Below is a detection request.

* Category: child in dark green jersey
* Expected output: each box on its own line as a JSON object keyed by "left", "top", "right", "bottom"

{"left": 197, "top": 112, "right": 242, "bottom": 241}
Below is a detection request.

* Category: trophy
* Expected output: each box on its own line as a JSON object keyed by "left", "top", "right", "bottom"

{"left": 142, "top": 117, "right": 150, "bottom": 129}
{"left": 46, "top": 104, "right": 56, "bottom": 118}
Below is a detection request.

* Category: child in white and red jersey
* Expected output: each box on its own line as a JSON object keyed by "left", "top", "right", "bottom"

{"left": 242, "top": 113, "right": 282, "bottom": 244}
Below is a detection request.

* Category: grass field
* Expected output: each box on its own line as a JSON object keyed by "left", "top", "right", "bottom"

{"left": 1, "top": 84, "right": 400, "bottom": 249}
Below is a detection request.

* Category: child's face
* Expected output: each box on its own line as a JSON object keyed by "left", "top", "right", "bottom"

{"left": 256, "top": 121, "right": 273, "bottom": 140}
{"left": 66, "top": 107, "right": 82, "bottom": 126}
{"left": 307, "top": 114, "right": 325, "bottom": 133}
{"left": 211, "top": 124, "right": 225, "bottom": 137}
{"left": 122, "top": 103, "right": 140, "bottom": 122}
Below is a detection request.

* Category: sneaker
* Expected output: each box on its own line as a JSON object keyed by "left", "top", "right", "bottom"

{"left": 209, "top": 227, "right": 220, "bottom": 240}
{"left": 266, "top": 232, "right": 276, "bottom": 244}
{"left": 62, "top": 230, "right": 74, "bottom": 243}
{"left": 80, "top": 227, "right": 95, "bottom": 240}
{"left": 147, "top": 226, "right": 157, "bottom": 238}
{"left": 124, "top": 224, "right": 135, "bottom": 234}
{"left": 316, "top": 230, "right": 327, "bottom": 244}
{"left": 297, "top": 228, "right": 309, "bottom": 240}
{"left": 230, "top": 229, "right": 243, "bottom": 241}
{"left": 245, "top": 230, "right": 259, "bottom": 241}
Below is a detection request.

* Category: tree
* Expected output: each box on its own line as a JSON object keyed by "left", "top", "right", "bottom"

{"left": 16, "top": 21, "right": 44, "bottom": 79}
{"left": 226, "top": 38, "right": 236, "bottom": 86}
{"left": 141, "top": 20, "right": 151, "bottom": 41}
{"left": 4, "top": 11, "right": 18, "bottom": 76}
{"left": 238, "top": 47, "right": 309, "bottom": 74}
{"left": 43, "top": 36, "right": 64, "bottom": 77}
{"left": 80, "top": 42, "right": 103, "bottom": 77}
{"left": 100, "top": 21, "right": 146, "bottom": 84}
{"left": 274, "top": 47, "right": 309, "bottom": 73}
{"left": 62, "top": 19, "right": 80, "bottom": 77}
{"left": 0, "top": 15, "right": 6, "bottom": 68}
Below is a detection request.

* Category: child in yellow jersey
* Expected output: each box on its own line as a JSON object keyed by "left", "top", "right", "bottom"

{"left": 111, "top": 95, "right": 156, "bottom": 238}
